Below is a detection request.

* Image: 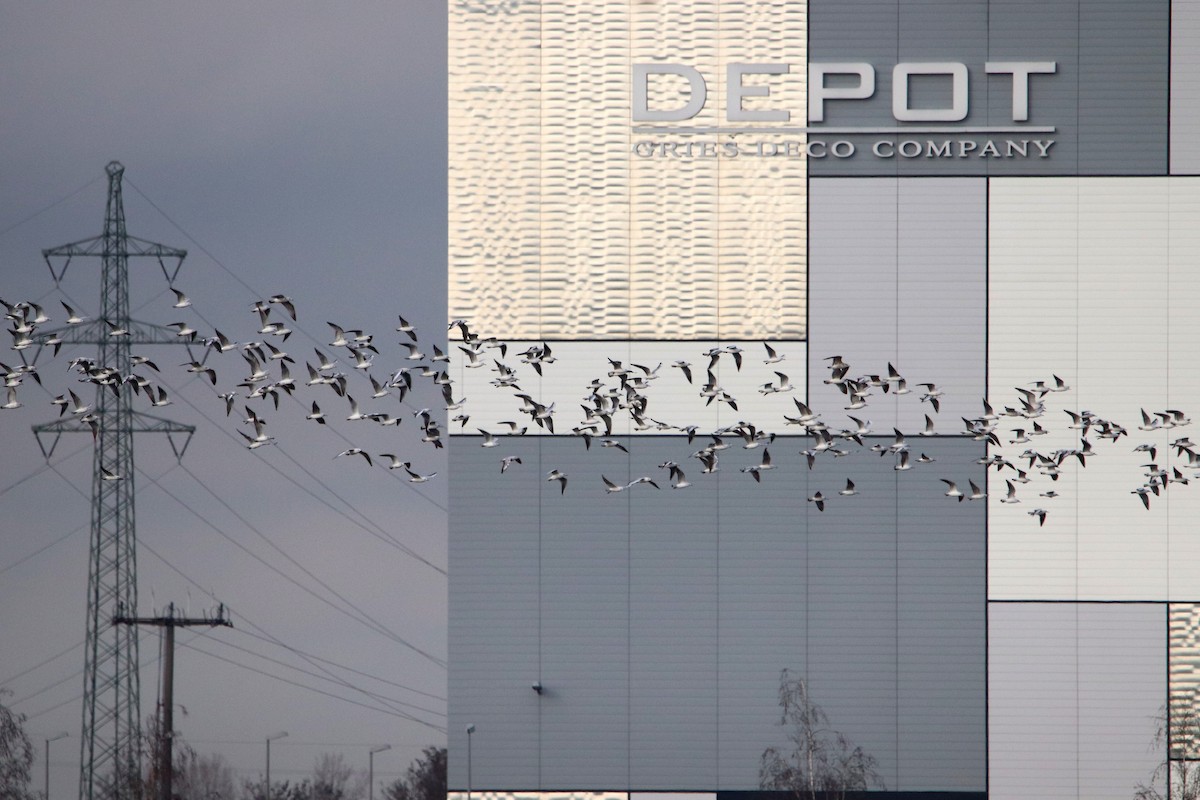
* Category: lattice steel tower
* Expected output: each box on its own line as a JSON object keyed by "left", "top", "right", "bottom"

{"left": 32, "top": 162, "right": 195, "bottom": 800}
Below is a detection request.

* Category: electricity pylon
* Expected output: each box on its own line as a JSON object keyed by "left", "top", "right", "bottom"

{"left": 31, "top": 162, "right": 196, "bottom": 800}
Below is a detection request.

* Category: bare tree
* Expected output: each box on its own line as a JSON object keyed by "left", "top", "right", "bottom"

{"left": 759, "top": 669, "right": 884, "bottom": 800}
{"left": 312, "top": 753, "right": 366, "bottom": 800}
{"left": 1135, "top": 701, "right": 1200, "bottom": 800}
{"left": 0, "top": 689, "right": 37, "bottom": 800}
{"left": 174, "top": 749, "right": 237, "bottom": 800}
{"left": 381, "top": 747, "right": 445, "bottom": 800}
{"left": 240, "top": 777, "right": 311, "bottom": 800}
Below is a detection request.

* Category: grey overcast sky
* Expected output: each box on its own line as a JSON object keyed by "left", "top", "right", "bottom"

{"left": 0, "top": 3, "right": 448, "bottom": 797}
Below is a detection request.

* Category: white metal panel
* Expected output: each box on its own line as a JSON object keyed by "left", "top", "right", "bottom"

{"left": 449, "top": 340, "right": 808, "bottom": 439}
{"left": 988, "top": 177, "right": 1200, "bottom": 601}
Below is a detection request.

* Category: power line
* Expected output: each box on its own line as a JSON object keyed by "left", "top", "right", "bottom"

{"left": 0, "top": 523, "right": 85, "bottom": 577}
{"left": 0, "top": 175, "right": 102, "bottom": 239}
{"left": 173, "top": 461, "right": 444, "bottom": 668}
{"left": 124, "top": 176, "right": 451, "bottom": 526}
{"left": 232, "top": 627, "right": 445, "bottom": 703}
{"left": 130, "top": 461, "right": 445, "bottom": 669}
{"left": 135, "top": 537, "right": 446, "bottom": 732}
{"left": 0, "top": 440, "right": 91, "bottom": 503}
{"left": 22, "top": 631, "right": 205, "bottom": 723}
{"left": 175, "top": 639, "right": 445, "bottom": 731}
{"left": 40, "top": 452, "right": 447, "bottom": 727}
{"left": 189, "top": 631, "right": 444, "bottom": 719}
{"left": 10, "top": 630, "right": 149, "bottom": 708}
{"left": 0, "top": 638, "right": 85, "bottom": 688}
{"left": 149, "top": 366, "right": 446, "bottom": 574}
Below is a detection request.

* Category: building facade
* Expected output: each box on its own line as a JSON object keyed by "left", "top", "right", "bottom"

{"left": 448, "top": 1, "right": 1200, "bottom": 797}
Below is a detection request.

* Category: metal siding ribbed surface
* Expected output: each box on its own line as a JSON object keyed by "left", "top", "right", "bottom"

{"left": 809, "top": 0, "right": 1168, "bottom": 176}
{"left": 450, "top": 435, "right": 986, "bottom": 791}
{"left": 807, "top": 178, "right": 986, "bottom": 431}
{"left": 988, "top": 603, "right": 1164, "bottom": 800}
{"left": 988, "top": 177, "right": 1200, "bottom": 602}
{"left": 1172, "top": 0, "right": 1200, "bottom": 173}
{"left": 540, "top": 439, "right": 633, "bottom": 788}
{"left": 1076, "top": 0, "right": 1168, "bottom": 174}
{"left": 449, "top": 434, "right": 543, "bottom": 790}
{"left": 447, "top": 340, "right": 809, "bottom": 440}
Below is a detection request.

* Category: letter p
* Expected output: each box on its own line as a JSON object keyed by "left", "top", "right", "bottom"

{"left": 808, "top": 63, "right": 876, "bottom": 122}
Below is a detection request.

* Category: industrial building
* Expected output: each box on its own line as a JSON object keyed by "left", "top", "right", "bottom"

{"left": 447, "top": 2, "right": 1200, "bottom": 797}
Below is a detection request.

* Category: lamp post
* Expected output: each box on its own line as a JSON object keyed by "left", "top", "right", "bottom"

{"left": 369, "top": 744, "right": 391, "bottom": 800}
{"left": 265, "top": 731, "right": 288, "bottom": 800}
{"left": 465, "top": 724, "right": 475, "bottom": 800}
{"left": 44, "top": 732, "right": 67, "bottom": 800}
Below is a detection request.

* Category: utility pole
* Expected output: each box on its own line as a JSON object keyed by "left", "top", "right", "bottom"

{"left": 113, "top": 602, "right": 232, "bottom": 800}
{"left": 265, "top": 731, "right": 288, "bottom": 800}
{"left": 45, "top": 732, "right": 68, "bottom": 800}
{"left": 29, "top": 161, "right": 195, "bottom": 800}
{"left": 368, "top": 744, "right": 390, "bottom": 800}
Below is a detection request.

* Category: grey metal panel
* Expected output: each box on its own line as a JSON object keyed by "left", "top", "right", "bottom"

{"left": 716, "top": 448, "right": 809, "bottom": 790}
{"left": 450, "top": 435, "right": 987, "bottom": 791}
{"left": 1077, "top": 0, "right": 1169, "bottom": 175}
{"left": 987, "top": 604, "right": 1080, "bottom": 799}
{"left": 988, "top": 603, "right": 1166, "bottom": 800}
{"left": 808, "top": 178, "right": 986, "bottom": 432}
{"left": 896, "top": 179, "right": 987, "bottom": 431}
{"left": 541, "top": 440, "right": 631, "bottom": 789}
{"left": 1077, "top": 604, "right": 1165, "bottom": 800}
{"left": 805, "top": 448, "right": 901, "bottom": 788}
{"left": 808, "top": 0, "right": 1168, "bottom": 176}
{"left": 629, "top": 439, "right": 719, "bottom": 789}
{"left": 896, "top": 439, "right": 987, "bottom": 791}
{"left": 807, "top": 178, "right": 899, "bottom": 427}
{"left": 980, "top": 0, "right": 1082, "bottom": 177}
{"left": 449, "top": 435, "right": 543, "bottom": 790}
{"left": 1172, "top": 1, "right": 1200, "bottom": 173}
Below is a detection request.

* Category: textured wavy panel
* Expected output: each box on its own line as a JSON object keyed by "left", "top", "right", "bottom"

{"left": 540, "top": 1, "right": 632, "bottom": 336}
{"left": 629, "top": 0, "right": 721, "bottom": 340}
{"left": 1170, "top": 604, "right": 1200, "bottom": 758}
{"left": 450, "top": 0, "right": 807, "bottom": 340}
{"left": 712, "top": 0, "right": 806, "bottom": 340}
{"left": 449, "top": 0, "right": 542, "bottom": 334}
{"left": 987, "top": 178, "right": 1200, "bottom": 601}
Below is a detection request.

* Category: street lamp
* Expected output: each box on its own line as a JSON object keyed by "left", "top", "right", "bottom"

{"left": 265, "top": 731, "right": 288, "bottom": 800}
{"left": 44, "top": 732, "right": 67, "bottom": 800}
{"left": 369, "top": 744, "right": 391, "bottom": 800}
{"left": 465, "top": 724, "right": 475, "bottom": 800}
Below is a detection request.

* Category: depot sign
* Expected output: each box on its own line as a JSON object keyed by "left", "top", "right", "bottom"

{"left": 632, "top": 61, "right": 1057, "bottom": 123}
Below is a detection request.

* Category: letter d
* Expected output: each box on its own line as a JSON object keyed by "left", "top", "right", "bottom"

{"left": 632, "top": 64, "right": 707, "bottom": 121}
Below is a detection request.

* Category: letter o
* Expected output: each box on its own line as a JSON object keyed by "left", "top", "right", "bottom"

{"left": 831, "top": 140, "right": 855, "bottom": 158}
{"left": 899, "top": 139, "right": 922, "bottom": 158}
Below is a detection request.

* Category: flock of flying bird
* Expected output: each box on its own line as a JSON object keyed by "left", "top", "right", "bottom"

{"left": 0, "top": 290, "right": 1196, "bottom": 527}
